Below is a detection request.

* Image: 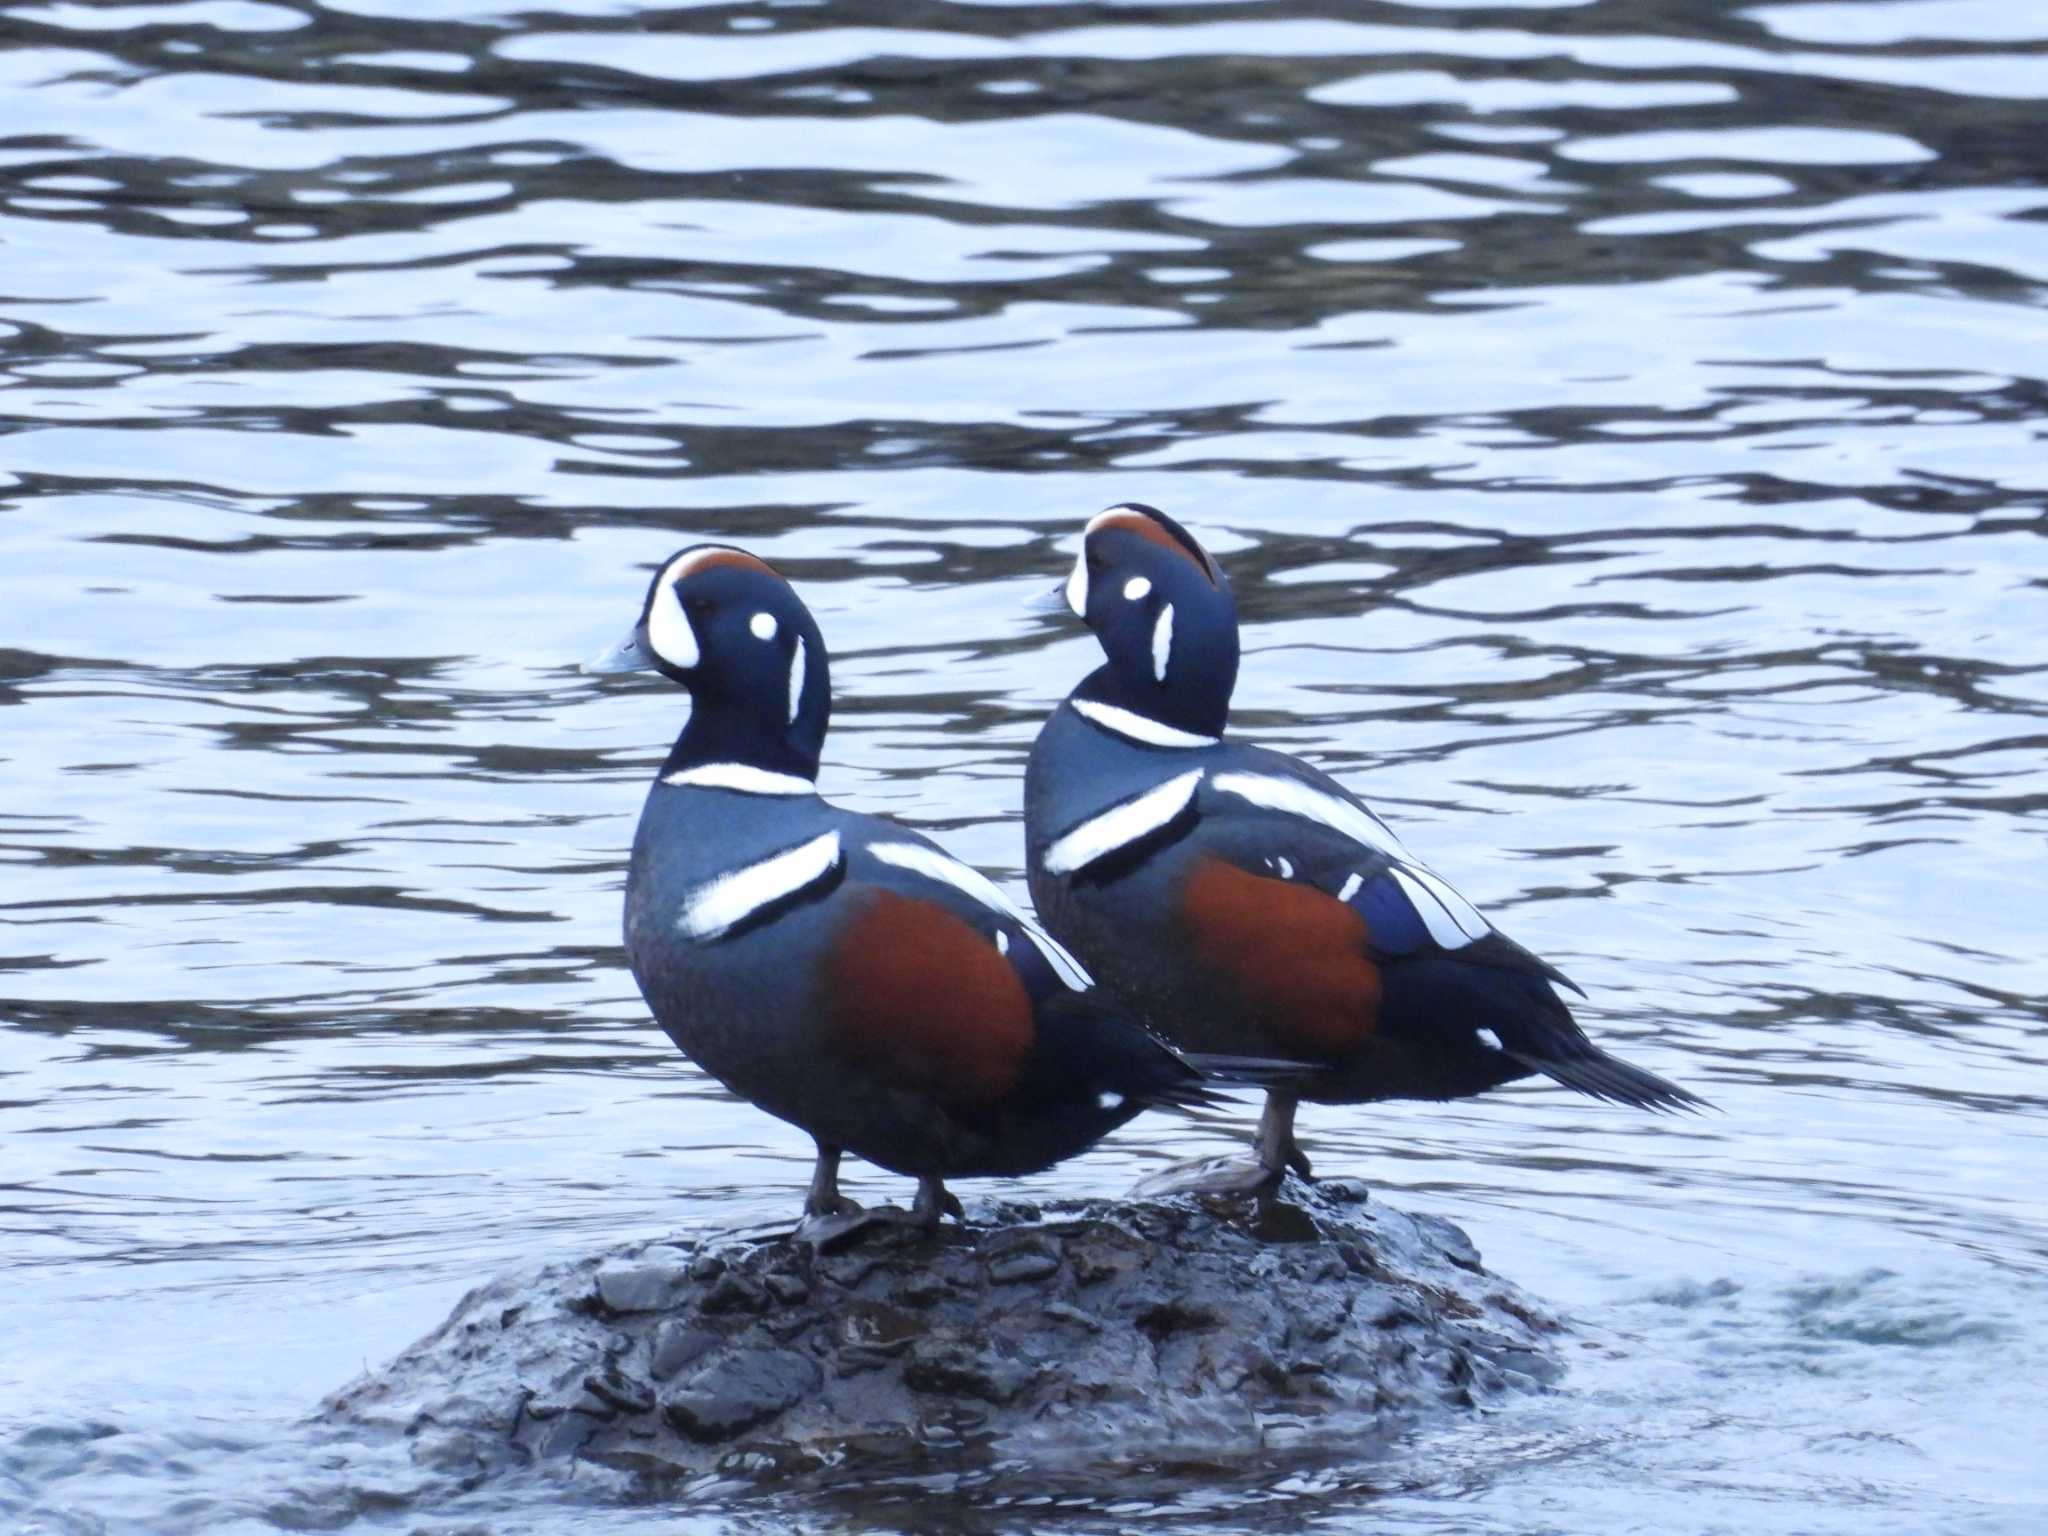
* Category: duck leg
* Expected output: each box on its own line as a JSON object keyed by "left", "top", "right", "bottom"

{"left": 803, "top": 1142, "right": 862, "bottom": 1219}
{"left": 1126, "top": 1089, "right": 1312, "bottom": 1198}
{"left": 907, "top": 1173, "right": 966, "bottom": 1228}
{"left": 1255, "top": 1091, "right": 1314, "bottom": 1181}
{"left": 795, "top": 1142, "right": 872, "bottom": 1244}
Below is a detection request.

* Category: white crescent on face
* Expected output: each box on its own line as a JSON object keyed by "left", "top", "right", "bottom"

{"left": 1065, "top": 548, "right": 1089, "bottom": 618}
{"left": 645, "top": 556, "right": 699, "bottom": 670}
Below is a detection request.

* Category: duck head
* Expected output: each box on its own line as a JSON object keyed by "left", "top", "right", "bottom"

{"left": 1062, "top": 503, "right": 1237, "bottom": 738}
{"left": 587, "top": 545, "right": 829, "bottom": 781}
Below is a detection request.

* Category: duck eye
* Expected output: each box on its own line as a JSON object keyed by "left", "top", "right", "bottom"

{"left": 1122, "top": 576, "right": 1151, "bottom": 602}
{"left": 684, "top": 595, "right": 714, "bottom": 616}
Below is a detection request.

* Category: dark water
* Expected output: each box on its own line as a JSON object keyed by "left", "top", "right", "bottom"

{"left": 3, "top": 0, "right": 2045, "bottom": 1530}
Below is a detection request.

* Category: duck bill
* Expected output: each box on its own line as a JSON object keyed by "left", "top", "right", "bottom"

{"left": 582, "top": 628, "right": 657, "bottom": 674}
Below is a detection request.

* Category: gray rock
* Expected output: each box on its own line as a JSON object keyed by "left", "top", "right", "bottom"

{"left": 325, "top": 1186, "right": 1562, "bottom": 1495}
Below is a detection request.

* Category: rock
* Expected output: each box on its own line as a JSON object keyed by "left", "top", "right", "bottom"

{"left": 664, "top": 1349, "right": 820, "bottom": 1443}
{"left": 324, "top": 1186, "right": 1562, "bottom": 1495}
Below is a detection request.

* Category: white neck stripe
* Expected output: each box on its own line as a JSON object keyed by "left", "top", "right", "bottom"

{"left": 663, "top": 763, "right": 816, "bottom": 796}
{"left": 1072, "top": 698, "right": 1219, "bottom": 750}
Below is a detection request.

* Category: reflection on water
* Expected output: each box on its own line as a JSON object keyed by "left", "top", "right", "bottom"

{"left": 1, "top": 0, "right": 2045, "bottom": 1530}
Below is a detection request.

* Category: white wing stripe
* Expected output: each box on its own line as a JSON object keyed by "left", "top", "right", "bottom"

{"left": 1406, "top": 863, "right": 1490, "bottom": 942}
{"left": 866, "top": 840, "right": 1093, "bottom": 991}
{"left": 1042, "top": 769, "right": 1205, "bottom": 878}
{"left": 1210, "top": 772, "right": 1407, "bottom": 861}
{"left": 1388, "top": 867, "right": 1473, "bottom": 950}
{"left": 678, "top": 831, "right": 841, "bottom": 940}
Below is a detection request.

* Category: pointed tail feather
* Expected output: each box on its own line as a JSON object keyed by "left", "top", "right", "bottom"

{"left": 1178, "top": 1051, "right": 1322, "bottom": 1092}
{"left": 1506, "top": 1045, "right": 1708, "bottom": 1113}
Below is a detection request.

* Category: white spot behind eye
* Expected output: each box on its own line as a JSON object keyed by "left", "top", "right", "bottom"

{"left": 750, "top": 611, "right": 778, "bottom": 641}
{"left": 787, "top": 634, "right": 806, "bottom": 725}
{"left": 645, "top": 570, "right": 698, "bottom": 670}
{"left": 1151, "top": 603, "right": 1174, "bottom": 683}
{"left": 1123, "top": 575, "right": 1151, "bottom": 601}
{"left": 1065, "top": 550, "right": 1089, "bottom": 617}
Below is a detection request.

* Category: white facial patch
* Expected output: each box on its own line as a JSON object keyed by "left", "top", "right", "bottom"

{"left": 1122, "top": 575, "right": 1151, "bottom": 602}
{"left": 644, "top": 558, "right": 699, "bottom": 671}
{"left": 865, "top": 840, "right": 1093, "bottom": 991}
{"left": 1042, "top": 769, "right": 1204, "bottom": 879}
{"left": 677, "top": 831, "right": 841, "bottom": 941}
{"left": 1151, "top": 604, "right": 1174, "bottom": 683}
{"left": 750, "top": 611, "right": 778, "bottom": 641}
{"left": 662, "top": 763, "right": 815, "bottom": 796}
{"left": 1065, "top": 549, "right": 1089, "bottom": 618}
{"left": 1210, "top": 772, "right": 1410, "bottom": 864}
{"left": 787, "top": 634, "right": 806, "bottom": 725}
{"left": 1070, "top": 698, "right": 1219, "bottom": 750}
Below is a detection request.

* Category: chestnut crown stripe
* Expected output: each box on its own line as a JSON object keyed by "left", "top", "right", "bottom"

{"left": 1084, "top": 505, "right": 1219, "bottom": 586}
{"left": 644, "top": 547, "right": 789, "bottom": 672}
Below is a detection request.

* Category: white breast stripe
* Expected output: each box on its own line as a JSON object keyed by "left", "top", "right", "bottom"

{"left": 645, "top": 559, "right": 698, "bottom": 670}
{"left": 866, "top": 840, "right": 1093, "bottom": 991}
{"left": 678, "top": 831, "right": 841, "bottom": 940}
{"left": 1211, "top": 771, "right": 1408, "bottom": 861}
{"left": 1071, "top": 698, "right": 1220, "bottom": 750}
{"left": 1151, "top": 604, "right": 1174, "bottom": 683}
{"left": 1389, "top": 866, "right": 1474, "bottom": 950}
{"left": 787, "top": 634, "right": 806, "bottom": 725}
{"left": 1043, "top": 769, "right": 1204, "bottom": 878}
{"left": 1404, "top": 863, "right": 1490, "bottom": 942}
{"left": 663, "top": 763, "right": 816, "bottom": 796}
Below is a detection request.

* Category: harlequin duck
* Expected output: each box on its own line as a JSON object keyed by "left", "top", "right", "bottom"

{"left": 586, "top": 543, "right": 1240, "bottom": 1236}
{"left": 1024, "top": 504, "right": 1703, "bottom": 1191}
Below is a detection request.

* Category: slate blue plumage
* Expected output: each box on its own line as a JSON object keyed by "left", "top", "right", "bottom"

{"left": 588, "top": 544, "right": 1224, "bottom": 1230}
{"left": 1024, "top": 505, "right": 1703, "bottom": 1186}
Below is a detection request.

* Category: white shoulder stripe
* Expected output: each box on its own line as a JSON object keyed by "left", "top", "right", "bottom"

{"left": 663, "top": 763, "right": 816, "bottom": 796}
{"left": 1210, "top": 771, "right": 1408, "bottom": 862}
{"left": 1043, "top": 769, "right": 1204, "bottom": 877}
{"left": 678, "top": 831, "right": 841, "bottom": 940}
{"left": 1071, "top": 698, "right": 1219, "bottom": 750}
{"left": 866, "top": 840, "right": 1093, "bottom": 991}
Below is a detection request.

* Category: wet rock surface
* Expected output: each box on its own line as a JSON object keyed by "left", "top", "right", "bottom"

{"left": 326, "top": 1182, "right": 1561, "bottom": 1491}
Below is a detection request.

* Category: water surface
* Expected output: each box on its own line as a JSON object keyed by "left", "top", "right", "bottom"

{"left": 2, "top": 1, "right": 2046, "bottom": 1530}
